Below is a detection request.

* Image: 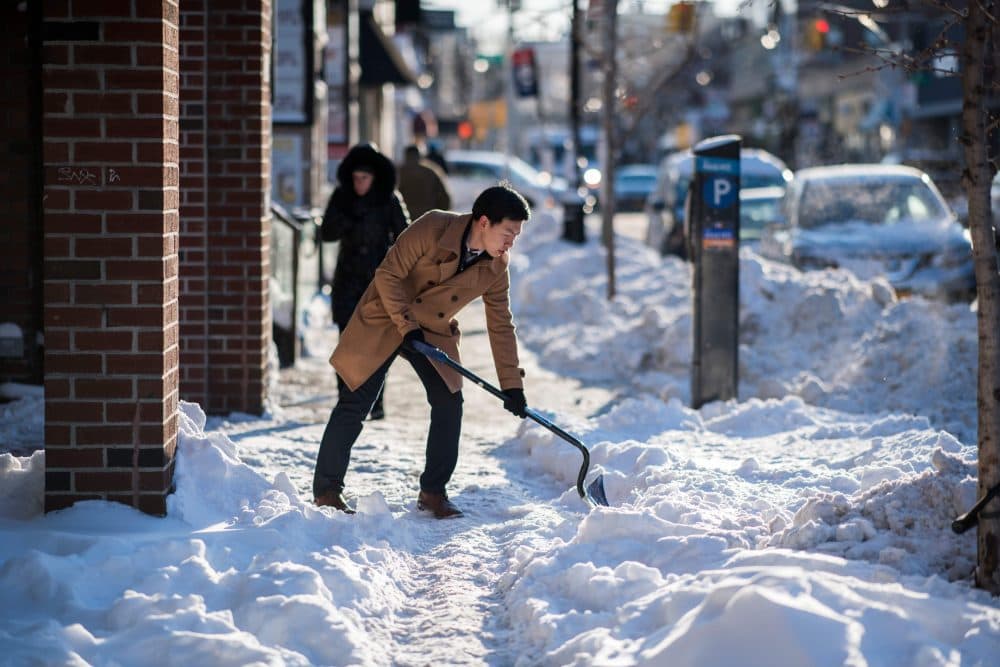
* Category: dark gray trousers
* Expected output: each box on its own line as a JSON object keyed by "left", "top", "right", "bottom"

{"left": 312, "top": 345, "right": 464, "bottom": 497}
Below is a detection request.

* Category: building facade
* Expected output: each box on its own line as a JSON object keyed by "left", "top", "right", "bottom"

{"left": 1, "top": 1, "right": 272, "bottom": 514}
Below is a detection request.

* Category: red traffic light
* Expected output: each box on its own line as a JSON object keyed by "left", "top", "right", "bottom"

{"left": 814, "top": 18, "right": 830, "bottom": 34}
{"left": 457, "top": 121, "right": 473, "bottom": 140}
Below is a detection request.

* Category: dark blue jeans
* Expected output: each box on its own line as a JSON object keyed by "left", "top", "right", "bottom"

{"left": 313, "top": 345, "right": 464, "bottom": 498}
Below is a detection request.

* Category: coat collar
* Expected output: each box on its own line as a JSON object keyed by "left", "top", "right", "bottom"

{"left": 437, "top": 213, "right": 507, "bottom": 275}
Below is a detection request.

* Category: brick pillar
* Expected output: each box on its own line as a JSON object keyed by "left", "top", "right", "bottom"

{"left": 178, "top": 1, "right": 211, "bottom": 408}
{"left": 178, "top": 1, "right": 271, "bottom": 415}
{"left": 42, "top": 2, "right": 180, "bottom": 515}
{"left": 0, "top": 2, "right": 43, "bottom": 383}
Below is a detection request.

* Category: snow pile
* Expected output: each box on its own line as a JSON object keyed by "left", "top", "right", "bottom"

{"left": 0, "top": 449, "right": 43, "bottom": 520}
{"left": 0, "top": 402, "right": 415, "bottom": 666}
{"left": 514, "top": 234, "right": 978, "bottom": 441}
{"left": 0, "top": 382, "right": 44, "bottom": 456}
{"left": 497, "top": 392, "right": 993, "bottom": 664}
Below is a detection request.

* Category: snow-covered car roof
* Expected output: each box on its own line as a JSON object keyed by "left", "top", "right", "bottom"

{"left": 794, "top": 163, "right": 932, "bottom": 183}
{"left": 659, "top": 147, "right": 793, "bottom": 179}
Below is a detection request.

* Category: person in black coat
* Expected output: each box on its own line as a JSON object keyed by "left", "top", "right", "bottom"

{"left": 321, "top": 142, "right": 410, "bottom": 419}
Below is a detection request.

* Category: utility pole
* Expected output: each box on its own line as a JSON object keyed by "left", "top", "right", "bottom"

{"left": 601, "top": 0, "right": 617, "bottom": 299}
{"left": 570, "top": 0, "right": 582, "bottom": 193}
{"left": 504, "top": 0, "right": 520, "bottom": 176}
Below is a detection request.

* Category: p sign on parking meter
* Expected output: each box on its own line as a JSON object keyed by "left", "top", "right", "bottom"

{"left": 689, "top": 135, "right": 741, "bottom": 409}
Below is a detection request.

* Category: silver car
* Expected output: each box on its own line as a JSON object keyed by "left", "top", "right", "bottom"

{"left": 444, "top": 150, "right": 583, "bottom": 213}
{"left": 759, "top": 164, "right": 975, "bottom": 301}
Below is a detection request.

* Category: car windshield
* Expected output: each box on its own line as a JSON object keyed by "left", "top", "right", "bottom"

{"left": 741, "top": 197, "right": 781, "bottom": 227}
{"left": 744, "top": 173, "right": 786, "bottom": 188}
{"left": 797, "top": 177, "right": 949, "bottom": 229}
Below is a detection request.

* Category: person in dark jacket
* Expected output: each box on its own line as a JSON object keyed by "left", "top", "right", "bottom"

{"left": 321, "top": 142, "right": 410, "bottom": 420}
{"left": 425, "top": 140, "right": 449, "bottom": 174}
{"left": 396, "top": 144, "right": 451, "bottom": 220}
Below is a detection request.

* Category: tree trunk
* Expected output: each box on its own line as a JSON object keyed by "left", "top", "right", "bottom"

{"left": 960, "top": 0, "right": 1000, "bottom": 593}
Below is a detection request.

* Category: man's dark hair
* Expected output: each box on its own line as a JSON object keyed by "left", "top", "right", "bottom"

{"left": 471, "top": 183, "right": 531, "bottom": 224}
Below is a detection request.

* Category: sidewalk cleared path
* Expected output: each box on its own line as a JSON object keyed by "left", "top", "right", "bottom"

{"left": 218, "top": 298, "right": 613, "bottom": 664}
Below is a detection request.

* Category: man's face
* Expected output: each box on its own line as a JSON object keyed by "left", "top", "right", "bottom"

{"left": 352, "top": 170, "right": 374, "bottom": 196}
{"left": 479, "top": 217, "right": 523, "bottom": 258}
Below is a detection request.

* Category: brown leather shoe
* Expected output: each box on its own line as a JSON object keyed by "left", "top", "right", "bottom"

{"left": 314, "top": 487, "right": 356, "bottom": 514}
{"left": 417, "top": 490, "right": 463, "bottom": 519}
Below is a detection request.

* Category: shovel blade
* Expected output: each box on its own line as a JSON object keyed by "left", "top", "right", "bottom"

{"left": 585, "top": 474, "right": 609, "bottom": 507}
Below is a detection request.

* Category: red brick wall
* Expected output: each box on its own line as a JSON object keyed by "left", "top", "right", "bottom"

{"left": 178, "top": 1, "right": 211, "bottom": 406}
{"left": 179, "top": 1, "right": 272, "bottom": 415}
{"left": 0, "top": 3, "right": 43, "bottom": 384}
{"left": 42, "top": 1, "right": 181, "bottom": 515}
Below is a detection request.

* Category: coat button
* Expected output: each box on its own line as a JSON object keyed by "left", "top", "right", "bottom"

{"left": 437, "top": 312, "right": 444, "bottom": 318}
{"left": 451, "top": 295, "right": 458, "bottom": 302}
{"left": 415, "top": 297, "right": 422, "bottom": 304}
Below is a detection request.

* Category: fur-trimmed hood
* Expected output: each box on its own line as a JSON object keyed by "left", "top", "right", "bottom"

{"left": 336, "top": 143, "right": 397, "bottom": 203}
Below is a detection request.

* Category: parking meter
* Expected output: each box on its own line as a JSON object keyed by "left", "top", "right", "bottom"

{"left": 689, "top": 135, "right": 740, "bottom": 409}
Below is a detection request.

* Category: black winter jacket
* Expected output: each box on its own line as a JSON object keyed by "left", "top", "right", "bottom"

{"left": 322, "top": 144, "right": 410, "bottom": 328}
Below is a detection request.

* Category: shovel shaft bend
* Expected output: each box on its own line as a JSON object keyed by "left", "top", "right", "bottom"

{"left": 412, "top": 340, "right": 606, "bottom": 505}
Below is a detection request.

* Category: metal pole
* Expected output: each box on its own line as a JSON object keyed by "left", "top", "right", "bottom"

{"left": 601, "top": 0, "right": 617, "bottom": 299}
{"left": 570, "top": 0, "right": 582, "bottom": 193}
{"left": 504, "top": 0, "right": 516, "bottom": 177}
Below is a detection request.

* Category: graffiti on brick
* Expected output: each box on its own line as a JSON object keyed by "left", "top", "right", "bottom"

{"left": 54, "top": 167, "right": 122, "bottom": 186}
{"left": 57, "top": 167, "right": 99, "bottom": 186}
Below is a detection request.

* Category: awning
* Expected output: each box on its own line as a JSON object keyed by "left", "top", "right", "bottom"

{"left": 359, "top": 11, "right": 416, "bottom": 87}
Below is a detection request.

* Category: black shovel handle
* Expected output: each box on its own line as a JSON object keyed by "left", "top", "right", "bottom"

{"left": 952, "top": 480, "right": 1000, "bottom": 534}
{"left": 412, "top": 340, "right": 593, "bottom": 502}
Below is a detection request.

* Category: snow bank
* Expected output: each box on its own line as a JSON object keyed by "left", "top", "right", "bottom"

{"left": 514, "top": 234, "right": 978, "bottom": 443}
{"left": 0, "top": 401, "right": 411, "bottom": 666}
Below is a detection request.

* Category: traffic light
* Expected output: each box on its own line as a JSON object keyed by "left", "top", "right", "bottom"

{"left": 666, "top": 2, "right": 695, "bottom": 34}
{"left": 804, "top": 17, "right": 830, "bottom": 51}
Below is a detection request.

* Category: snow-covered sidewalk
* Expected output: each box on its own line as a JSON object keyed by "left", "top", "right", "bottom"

{"left": 212, "top": 298, "right": 616, "bottom": 665}
{"left": 2, "top": 211, "right": 1000, "bottom": 666}
{"left": 0, "top": 283, "right": 621, "bottom": 666}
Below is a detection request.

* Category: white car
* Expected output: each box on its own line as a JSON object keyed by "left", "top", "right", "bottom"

{"left": 444, "top": 150, "right": 582, "bottom": 213}
{"left": 759, "top": 164, "right": 975, "bottom": 301}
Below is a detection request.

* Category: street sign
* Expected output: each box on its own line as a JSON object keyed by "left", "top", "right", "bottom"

{"left": 512, "top": 47, "right": 538, "bottom": 97}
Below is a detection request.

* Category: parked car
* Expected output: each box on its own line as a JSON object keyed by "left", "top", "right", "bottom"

{"left": 614, "top": 164, "right": 658, "bottom": 212}
{"left": 759, "top": 164, "right": 975, "bottom": 301}
{"left": 445, "top": 150, "right": 582, "bottom": 213}
{"left": 645, "top": 148, "right": 792, "bottom": 258}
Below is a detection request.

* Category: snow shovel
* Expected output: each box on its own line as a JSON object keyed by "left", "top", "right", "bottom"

{"left": 412, "top": 340, "right": 609, "bottom": 507}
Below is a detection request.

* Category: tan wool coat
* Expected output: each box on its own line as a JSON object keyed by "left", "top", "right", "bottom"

{"left": 330, "top": 209, "right": 525, "bottom": 394}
